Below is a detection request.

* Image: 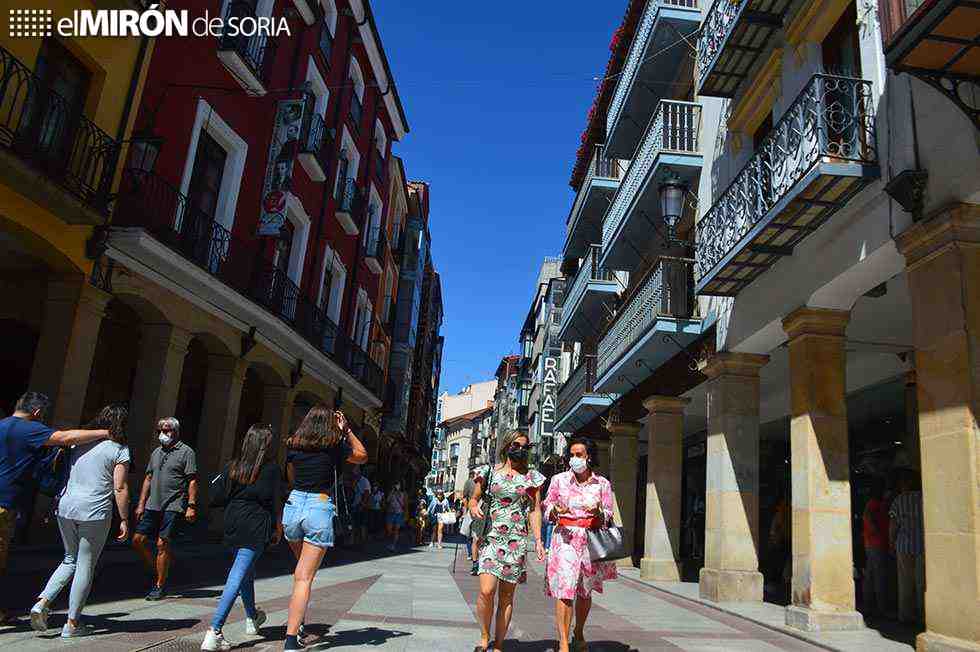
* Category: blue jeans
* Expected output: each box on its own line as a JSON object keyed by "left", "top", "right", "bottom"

{"left": 212, "top": 546, "right": 262, "bottom": 630}
{"left": 543, "top": 521, "right": 554, "bottom": 549}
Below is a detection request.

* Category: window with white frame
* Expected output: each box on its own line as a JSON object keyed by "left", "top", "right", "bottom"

{"left": 305, "top": 57, "right": 329, "bottom": 118}
{"left": 317, "top": 244, "right": 346, "bottom": 324}
{"left": 352, "top": 288, "right": 372, "bottom": 349}
{"left": 363, "top": 185, "right": 383, "bottom": 248}
{"left": 349, "top": 57, "right": 365, "bottom": 102}
{"left": 381, "top": 266, "right": 394, "bottom": 321}
{"left": 320, "top": 0, "right": 337, "bottom": 35}
{"left": 180, "top": 99, "right": 248, "bottom": 233}
{"left": 335, "top": 128, "right": 360, "bottom": 201}
{"left": 374, "top": 119, "right": 387, "bottom": 158}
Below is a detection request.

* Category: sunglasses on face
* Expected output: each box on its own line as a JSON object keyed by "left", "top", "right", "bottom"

{"left": 510, "top": 444, "right": 531, "bottom": 452}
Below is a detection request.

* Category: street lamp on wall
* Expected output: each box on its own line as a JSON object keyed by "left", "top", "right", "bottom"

{"left": 125, "top": 130, "right": 165, "bottom": 173}
{"left": 659, "top": 169, "right": 688, "bottom": 247}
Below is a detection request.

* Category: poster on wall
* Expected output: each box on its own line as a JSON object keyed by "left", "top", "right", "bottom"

{"left": 257, "top": 98, "right": 306, "bottom": 236}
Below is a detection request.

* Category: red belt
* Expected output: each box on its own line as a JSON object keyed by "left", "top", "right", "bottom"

{"left": 558, "top": 516, "right": 597, "bottom": 528}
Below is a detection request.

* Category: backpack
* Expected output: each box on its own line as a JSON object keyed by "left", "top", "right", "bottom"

{"left": 34, "top": 447, "right": 69, "bottom": 498}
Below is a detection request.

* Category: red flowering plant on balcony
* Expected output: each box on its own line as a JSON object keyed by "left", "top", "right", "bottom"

{"left": 569, "top": 1, "right": 644, "bottom": 190}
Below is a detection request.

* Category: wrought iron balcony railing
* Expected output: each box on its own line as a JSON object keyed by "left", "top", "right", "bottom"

{"left": 597, "top": 257, "right": 695, "bottom": 379}
{"left": 556, "top": 354, "right": 598, "bottom": 426}
{"left": 696, "top": 0, "right": 788, "bottom": 97}
{"left": 607, "top": 0, "right": 701, "bottom": 154}
{"left": 349, "top": 92, "right": 363, "bottom": 132}
{"left": 217, "top": 0, "right": 278, "bottom": 89}
{"left": 695, "top": 74, "right": 878, "bottom": 295}
{"left": 374, "top": 151, "right": 386, "bottom": 183}
{"left": 0, "top": 45, "right": 119, "bottom": 214}
{"left": 602, "top": 100, "right": 701, "bottom": 255}
{"left": 298, "top": 112, "right": 332, "bottom": 181}
{"left": 114, "top": 169, "right": 384, "bottom": 400}
{"left": 362, "top": 223, "right": 387, "bottom": 263}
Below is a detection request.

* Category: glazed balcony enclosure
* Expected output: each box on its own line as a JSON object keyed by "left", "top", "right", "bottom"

{"left": 108, "top": 168, "right": 384, "bottom": 406}
{"left": 564, "top": 144, "right": 623, "bottom": 261}
{"left": 558, "top": 245, "right": 619, "bottom": 344}
{"left": 216, "top": 0, "right": 278, "bottom": 96}
{"left": 0, "top": 45, "right": 119, "bottom": 223}
{"left": 605, "top": 0, "right": 702, "bottom": 159}
{"left": 695, "top": 74, "right": 879, "bottom": 296}
{"left": 696, "top": 0, "right": 791, "bottom": 97}
{"left": 555, "top": 354, "right": 617, "bottom": 434}
{"left": 595, "top": 256, "right": 700, "bottom": 395}
{"left": 600, "top": 100, "right": 702, "bottom": 272}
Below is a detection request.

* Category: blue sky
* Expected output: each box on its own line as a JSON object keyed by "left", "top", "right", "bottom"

{"left": 375, "top": 2, "right": 622, "bottom": 395}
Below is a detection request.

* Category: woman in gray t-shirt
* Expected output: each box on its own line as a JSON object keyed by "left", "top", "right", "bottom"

{"left": 29, "top": 405, "right": 131, "bottom": 638}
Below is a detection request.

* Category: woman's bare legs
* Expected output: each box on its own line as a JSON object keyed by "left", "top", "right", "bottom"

{"left": 492, "top": 580, "right": 517, "bottom": 651}
{"left": 286, "top": 542, "right": 326, "bottom": 636}
{"left": 436, "top": 522, "right": 444, "bottom": 546}
{"left": 476, "top": 573, "right": 497, "bottom": 649}
{"left": 555, "top": 598, "right": 574, "bottom": 651}
{"left": 573, "top": 596, "right": 592, "bottom": 642}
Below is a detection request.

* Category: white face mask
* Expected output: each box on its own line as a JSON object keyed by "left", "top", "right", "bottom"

{"left": 569, "top": 456, "right": 588, "bottom": 474}
{"left": 159, "top": 433, "right": 173, "bottom": 447}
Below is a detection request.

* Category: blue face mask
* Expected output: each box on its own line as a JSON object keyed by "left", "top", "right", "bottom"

{"left": 569, "top": 456, "right": 588, "bottom": 473}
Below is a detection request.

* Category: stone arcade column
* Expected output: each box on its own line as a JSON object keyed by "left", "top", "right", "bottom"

{"left": 640, "top": 395, "right": 690, "bottom": 581}
{"left": 896, "top": 204, "right": 980, "bottom": 652}
{"left": 128, "top": 323, "right": 193, "bottom": 468}
{"left": 262, "top": 384, "right": 297, "bottom": 443}
{"left": 595, "top": 439, "right": 612, "bottom": 479}
{"left": 782, "top": 307, "right": 863, "bottom": 631}
{"left": 699, "top": 352, "right": 768, "bottom": 602}
{"left": 197, "top": 354, "right": 248, "bottom": 486}
{"left": 29, "top": 278, "right": 111, "bottom": 427}
{"left": 608, "top": 421, "right": 641, "bottom": 567}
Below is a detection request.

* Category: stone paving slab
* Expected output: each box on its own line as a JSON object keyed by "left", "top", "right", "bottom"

{"left": 0, "top": 539, "right": 888, "bottom": 651}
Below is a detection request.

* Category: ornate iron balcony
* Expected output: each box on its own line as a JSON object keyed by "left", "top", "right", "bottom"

{"left": 602, "top": 100, "right": 701, "bottom": 270}
{"left": 216, "top": 0, "right": 278, "bottom": 91}
{"left": 298, "top": 112, "right": 332, "bottom": 182}
{"left": 318, "top": 20, "right": 333, "bottom": 68}
{"left": 606, "top": 0, "right": 701, "bottom": 157}
{"left": 0, "top": 45, "right": 119, "bottom": 216}
{"left": 362, "top": 221, "right": 387, "bottom": 271}
{"left": 113, "top": 169, "right": 384, "bottom": 400}
{"left": 695, "top": 74, "right": 879, "bottom": 296}
{"left": 696, "top": 0, "right": 788, "bottom": 97}
{"left": 596, "top": 256, "right": 695, "bottom": 381}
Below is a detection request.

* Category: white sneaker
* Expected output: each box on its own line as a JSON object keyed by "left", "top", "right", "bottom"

{"left": 201, "top": 628, "right": 231, "bottom": 651}
{"left": 60, "top": 622, "right": 94, "bottom": 638}
{"left": 244, "top": 608, "right": 266, "bottom": 635}
{"left": 428, "top": 541, "right": 434, "bottom": 549}
{"left": 437, "top": 544, "right": 443, "bottom": 549}
{"left": 387, "top": 544, "right": 396, "bottom": 552}
{"left": 30, "top": 600, "right": 49, "bottom": 632}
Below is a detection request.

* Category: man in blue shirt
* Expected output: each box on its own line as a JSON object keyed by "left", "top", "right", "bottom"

{"left": 0, "top": 391, "right": 111, "bottom": 624}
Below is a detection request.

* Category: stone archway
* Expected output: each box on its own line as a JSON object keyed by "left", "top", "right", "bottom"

{"left": 0, "top": 319, "right": 39, "bottom": 413}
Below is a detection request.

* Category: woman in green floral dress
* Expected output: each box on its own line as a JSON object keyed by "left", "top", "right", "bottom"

{"left": 468, "top": 431, "right": 546, "bottom": 652}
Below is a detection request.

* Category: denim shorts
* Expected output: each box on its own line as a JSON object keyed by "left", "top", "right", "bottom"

{"left": 282, "top": 490, "right": 335, "bottom": 548}
{"left": 386, "top": 512, "right": 405, "bottom": 527}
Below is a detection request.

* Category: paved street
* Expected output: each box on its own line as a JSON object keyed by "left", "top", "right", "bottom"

{"left": 1, "top": 537, "right": 865, "bottom": 652}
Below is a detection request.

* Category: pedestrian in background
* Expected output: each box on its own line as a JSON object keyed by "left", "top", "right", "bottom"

{"left": 543, "top": 437, "right": 617, "bottom": 652}
{"left": 281, "top": 406, "right": 367, "bottom": 651}
{"left": 350, "top": 465, "right": 371, "bottom": 544}
{"left": 0, "top": 392, "right": 111, "bottom": 625}
{"left": 369, "top": 484, "right": 384, "bottom": 537}
{"left": 201, "top": 424, "right": 282, "bottom": 651}
{"left": 468, "top": 431, "right": 545, "bottom": 652}
{"left": 132, "top": 417, "right": 198, "bottom": 601}
{"left": 890, "top": 469, "right": 925, "bottom": 625}
{"left": 428, "top": 490, "right": 451, "bottom": 549}
{"left": 385, "top": 483, "right": 406, "bottom": 552}
{"left": 30, "top": 405, "right": 130, "bottom": 638}
{"left": 862, "top": 476, "right": 890, "bottom": 623}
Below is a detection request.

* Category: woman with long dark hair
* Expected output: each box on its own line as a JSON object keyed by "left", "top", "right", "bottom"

{"left": 201, "top": 424, "right": 281, "bottom": 651}
{"left": 30, "top": 405, "right": 130, "bottom": 637}
{"left": 281, "top": 406, "right": 367, "bottom": 651}
{"left": 468, "top": 431, "right": 546, "bottom": 652}
{"left": 543, "top": 437, "right": 617, "bottom": 652}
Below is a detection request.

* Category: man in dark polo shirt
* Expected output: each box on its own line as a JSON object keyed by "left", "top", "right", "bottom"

{"left": 133, "top": 416, "right": 198, "bottom": 601}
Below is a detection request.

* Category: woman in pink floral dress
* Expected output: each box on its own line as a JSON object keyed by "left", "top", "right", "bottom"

{"left": 543, "top": 437, "right": 617, "bottom": 652}
{"left": 468, "top": 431, "right": 545, "bottom": 652}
